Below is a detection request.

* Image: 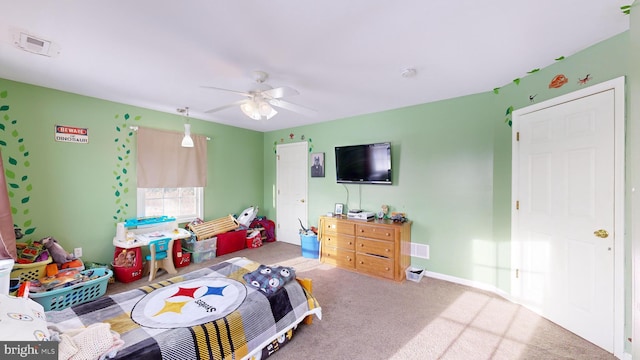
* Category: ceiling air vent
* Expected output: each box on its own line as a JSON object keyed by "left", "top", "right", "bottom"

{"left": 18, "top": 33, "right": 52, "bottom": 56}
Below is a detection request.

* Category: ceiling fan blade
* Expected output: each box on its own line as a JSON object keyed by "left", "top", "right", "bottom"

{"left": 268, "top": 98, "right": 317, "bottom": 117}
{"left": 201, "top": 85, "right": 251, "bottom": 97}
{"left": 262, "top": 86, "right": 299, "bottom": 99}
{"left": 205, "top": 99, "right": 248, "bottom": 114}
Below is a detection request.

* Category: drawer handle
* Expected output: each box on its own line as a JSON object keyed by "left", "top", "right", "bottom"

{"left": 359, "top": 261, "right": 364, "bottom": 264}
{"left": 360, "top": 229, "right": 364, "bottom": 233}
{"left": 348, "top": 241, "right": 353, "bottom": 245}
{"left": 360, "top": 243, "right": 364, "bottom": 247}
{"left": 385, "top": 248, "right": 390, "bottom": 252}
{"left": 385, "top": 267, "right": 390, "bottom": 271}
{"left": 386, "top": 233, "right": 390, "bottom": 236}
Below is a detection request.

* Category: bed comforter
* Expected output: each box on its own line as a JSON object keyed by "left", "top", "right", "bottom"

{"left": 46, "top": 257, "right": 322, "bottom": 360}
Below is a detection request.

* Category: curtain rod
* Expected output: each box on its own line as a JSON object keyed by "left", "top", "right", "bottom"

{"left": 129, "top": 126, "right": 211, "bottom": 140}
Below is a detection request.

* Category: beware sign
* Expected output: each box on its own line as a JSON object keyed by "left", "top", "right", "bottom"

{"left": 54, "top": 125, "right": 88, "bottom": 144}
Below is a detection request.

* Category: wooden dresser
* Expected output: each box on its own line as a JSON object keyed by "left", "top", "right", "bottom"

{"left": 319, "top": 216, "right": 412, "bottom": 282}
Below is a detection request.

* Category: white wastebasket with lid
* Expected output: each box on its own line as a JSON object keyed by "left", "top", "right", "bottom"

{"left": 0, "top": 258, "right": 14, "bottom": 295}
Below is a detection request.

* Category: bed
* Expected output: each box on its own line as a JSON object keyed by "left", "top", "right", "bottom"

{"left": 45, "top": 257, "right": 322, "bottom": 360}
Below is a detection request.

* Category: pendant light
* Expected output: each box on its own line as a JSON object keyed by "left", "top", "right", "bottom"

{"left": 179, "top": 107, "right": 194, "bottom": 148}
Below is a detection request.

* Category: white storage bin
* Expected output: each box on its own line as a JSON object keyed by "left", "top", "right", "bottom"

{"left": 0, "top": 258, "right": 14, "bottom": 295}
{"left": 405, "top": 266, "right": 425, "bottom": 283}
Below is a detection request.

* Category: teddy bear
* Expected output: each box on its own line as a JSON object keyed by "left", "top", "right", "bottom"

{"left": 41, "top": 236, "right": 76, "bottom": 266}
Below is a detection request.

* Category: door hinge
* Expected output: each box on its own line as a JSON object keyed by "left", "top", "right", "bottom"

{"left": 516, "top": 200, "right": 519, "bottom": 210}
{"left": 516, "top": 132, "right": 520, "bottom": 141}
{"left": 277, "top": 155, "right": 280, "bottom": 160}
{"left": 516, "top": 269, "right": 519, "bottom": 278}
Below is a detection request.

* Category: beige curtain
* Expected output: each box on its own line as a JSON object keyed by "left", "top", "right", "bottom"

{"left": 0, "top": 152, "right": 17, "bottom": 260}
{"left": 136, "top": 126, "right": 208, "bottom": 188}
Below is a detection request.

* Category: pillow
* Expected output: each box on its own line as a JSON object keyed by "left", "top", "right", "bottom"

{"left": 243, "top": 265, "right": 296, "bottom": 295}
{"left": 0, "top": 294, "right": 50, "bottom": 341}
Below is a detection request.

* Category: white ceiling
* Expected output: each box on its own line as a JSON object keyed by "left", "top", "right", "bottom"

{"left": 0, "top": 1, "right": 630, "bottom": 132}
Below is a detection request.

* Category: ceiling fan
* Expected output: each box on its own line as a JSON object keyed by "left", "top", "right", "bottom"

{"left": 202, "top": 71, "right": 316, "bottom": 120}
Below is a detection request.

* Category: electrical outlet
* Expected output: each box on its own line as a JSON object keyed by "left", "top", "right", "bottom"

{"left": 74, "top": 247, "right": 82, "bottom": 258}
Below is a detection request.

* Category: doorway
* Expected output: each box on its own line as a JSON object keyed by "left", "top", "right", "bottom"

{"left": 276, "top": 142, "right": 308, "bottom": 245}
{"left": 511, "top": 77, "right": 624, "bottom": 356}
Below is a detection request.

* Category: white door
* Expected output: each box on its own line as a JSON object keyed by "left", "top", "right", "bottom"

{"left": 276, "top": 142, "right": 308, "bottom": 245}
{"left": 512, "top": 78, "right": 624, "bottom": 356}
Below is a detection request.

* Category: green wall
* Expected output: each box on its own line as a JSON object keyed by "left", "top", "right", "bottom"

{"left": 0, "top": 79, "right": 264, "bottom": 264}
{"left": 264, "top": 31, "right": 630, "bottom": 294}
{"left": 0, "top": 26, "right": 634, "bottom": 351}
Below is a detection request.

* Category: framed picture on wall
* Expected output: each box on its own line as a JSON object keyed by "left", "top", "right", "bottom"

{"left": 334, "top": 203, "right": 344, "bottom": 216}
{"left": 310, "top": 152, "right": 325, "bottom": 178}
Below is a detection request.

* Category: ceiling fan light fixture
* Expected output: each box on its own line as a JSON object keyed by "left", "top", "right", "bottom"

{"left": 258, "top": 101, "right": 272, "bottom": 116}
{"left": 241, "top": 100, "right": 261, "bottom": 120}
{"left": 181, "top": 123, "right": 194, "bottom": 147}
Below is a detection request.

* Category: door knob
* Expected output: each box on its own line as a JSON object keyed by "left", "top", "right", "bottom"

{"left": 593, "top": 229, "right": 609, "bottom": 238}
{"left": 300, "top": 199, "right": 305, "bottom": 203}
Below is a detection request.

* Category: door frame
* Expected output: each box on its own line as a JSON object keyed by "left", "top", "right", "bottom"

{"left": 275, "top": 141, "right": 309, "bottom": 245}
{"left": 511, "top": 76, "right": 625, "bottom": 357}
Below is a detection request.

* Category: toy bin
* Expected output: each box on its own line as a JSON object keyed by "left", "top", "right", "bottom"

{"left": 112, "top": 247, "right": 143, "bottom": 283}
{"left": 29, "top": 268, "right": 112, "bottom": 311}
{"left": 173, "top": 238, "right": 191, "bottom": 268}
{"left": 192, "top": 249, "right": 216, "bottom": 264}
{"left": 300, "top": 234, "right": 319, "bottom": 259}
{"left": 246, "top": 230, "right": 263, "bottom": 249}
{"left": 405, "top": 266, "right": 425, "bottom": 283}
{"left": 182, "top": 236, "right": 217, "bottom": 253}
{"left": 217, "top": 230, "right": 247, "bottom": 256}
{"left": 11, "top": 257, "right": 53, "bottom": 283}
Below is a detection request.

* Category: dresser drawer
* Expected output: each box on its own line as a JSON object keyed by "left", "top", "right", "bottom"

{"left": 321, "top": 246, "right": 355, "bottom": 269}
{"left": 356, "top": 253, "right": 394, "bottom": 280}
{"left": 356, "top": 224, "right": 394, "bottom": 241}
{"left": 323, "top": 219, "right": 355, "bottom": 235}
{"left": 323, "top": 234, "right": 355, "bottom": 250}
{"left": 356, "top": 238, "right": 394, "bottom": 258}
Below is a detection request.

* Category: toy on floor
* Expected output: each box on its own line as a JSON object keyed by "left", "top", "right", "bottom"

{"left": 114, "top": 249, "right": 136, "bottom": 268}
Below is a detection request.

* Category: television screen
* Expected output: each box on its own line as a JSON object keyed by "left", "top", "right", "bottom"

{"left": 335, "top": 142, "right": 392, "bottom": 185}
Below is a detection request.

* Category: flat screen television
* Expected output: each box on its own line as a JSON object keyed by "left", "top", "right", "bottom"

{"left": 335, "top": 142, "right": 392, "bottom": 185}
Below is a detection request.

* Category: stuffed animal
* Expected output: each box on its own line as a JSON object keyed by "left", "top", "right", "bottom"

{"left": 41, "top": 236, "right": 76, "bottom": 266}
{"left": 114, "top": 250, "right": 136, "bottom": 268}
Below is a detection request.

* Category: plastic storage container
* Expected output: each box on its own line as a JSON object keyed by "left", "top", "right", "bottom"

{"left": 192, "top": 249, "right": 216, "bottom": 264}
{"left": 182, "top": 236, "right": 217, "bottom": 253}
{"left": 29, "top": 268, "right": 112, "bottom": 311}
{"left": 173, "top": 239, "right": 191, "bottom": 268}
{"left": 300, "top": 234, "right": 319, "bottom": 259}
{"left": 405, "top": 266, "right": 425, "bottom": 282}
{"left": 112, "top": 247, "right": 143, "bottom": 283}
{"left": 11, "top": 258, "right": 52, "bottom": 282}
{"left": 0, "top": 258, "right": 14, "bottom": 295}
{"left": 217, "top": 230, "right": 247, "bottom": 256}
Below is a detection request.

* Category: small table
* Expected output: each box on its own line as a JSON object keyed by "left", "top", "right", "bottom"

{"left": 112, "top": 222, "right": 192, "bottom": 282}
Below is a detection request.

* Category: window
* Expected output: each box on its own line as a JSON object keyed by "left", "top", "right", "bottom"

{"left": 137, "top": 187, "right": 203, "bottom": 223}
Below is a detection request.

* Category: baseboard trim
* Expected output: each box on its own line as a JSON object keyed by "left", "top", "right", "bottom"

{"left": 425, "top": 271, "right": 515, "bottom": 306}
{"left": 424, "top": 270, "right": 632, "bottom": 359}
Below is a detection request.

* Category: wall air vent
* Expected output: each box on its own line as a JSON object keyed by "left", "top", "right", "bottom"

{"left": 18, "top": 32, "right": 52, "bottom": 56}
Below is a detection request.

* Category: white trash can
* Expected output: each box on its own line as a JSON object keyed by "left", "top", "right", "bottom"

{"left": 0, "top": 258, "right": 14, "bottom": 295}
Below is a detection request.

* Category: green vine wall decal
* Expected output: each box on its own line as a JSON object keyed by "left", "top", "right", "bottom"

{"left": 112, "top": 113, "right": 140, "bottom": 223}
{"left": 272, "top": 133, "right": 313, "bottom": 154}
{"left": 0, "top": 90, "right": 36, "bottom": 240}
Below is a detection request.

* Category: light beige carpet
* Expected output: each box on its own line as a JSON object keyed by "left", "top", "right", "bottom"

{"left": 106, "top": 241, "right": 616, "bottom": 360}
